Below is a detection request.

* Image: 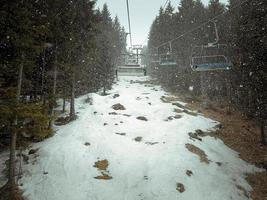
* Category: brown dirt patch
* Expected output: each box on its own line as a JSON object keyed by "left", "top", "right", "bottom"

{"left": 93, "top": 159, "right": 113, "bottom": 180}
{"left": 246, "top": 172, "right": 267, "bottom": 200}
{"left": 180, "top": 97, "right": 267, "bottom": 200}
{"left": 186, "top": 143, "right": 209, "bottom": 164}
{"left": 94, "top": 172, "right": 112, "bottom": 180}
{"left": 93, "top": 160, "right": 109, "bottom": 171}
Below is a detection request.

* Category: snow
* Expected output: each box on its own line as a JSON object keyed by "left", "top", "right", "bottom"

{"left": 6, "top": 76, "right": 261, "bottom": 200}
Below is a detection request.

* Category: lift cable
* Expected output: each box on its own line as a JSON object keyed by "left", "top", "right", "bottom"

{"left": 154, "top": 0, "right": 250, "bottom": 50}
{"left": 126, "top": 0, "right": 133, "bottom": 47}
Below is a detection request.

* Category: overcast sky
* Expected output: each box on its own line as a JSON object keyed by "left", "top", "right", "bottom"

{"left": 96, "top": 0, "right": 228, "bottom": 46}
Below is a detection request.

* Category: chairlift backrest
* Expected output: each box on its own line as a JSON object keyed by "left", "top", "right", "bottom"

{"left": 191, "top": 43, "right": 232, "bottom": 71}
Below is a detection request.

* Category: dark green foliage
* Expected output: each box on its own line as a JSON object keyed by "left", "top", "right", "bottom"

{"left": 147, "top": 0, "right": 267, "bottom": 124}
{"left": 0, "top": 0, "right": 126, "bottom": 140}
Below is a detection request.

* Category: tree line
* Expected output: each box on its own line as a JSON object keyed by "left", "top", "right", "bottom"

{"left": 0, "top": 1, "right": 126, "bottom": 198}
{"left": 146, "top": 0, "right": 266, "bottom": 143}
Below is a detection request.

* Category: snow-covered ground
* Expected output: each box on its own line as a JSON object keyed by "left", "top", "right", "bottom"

{"left": 14, "top": 76, "right": 261, "bottom": 200}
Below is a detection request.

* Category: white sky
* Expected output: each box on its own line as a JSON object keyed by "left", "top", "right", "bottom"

{"left": 96, "top": 0, "right": 228, "bottom": 46}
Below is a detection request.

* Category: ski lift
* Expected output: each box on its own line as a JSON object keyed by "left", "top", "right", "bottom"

{"left": 159, "top": 42, "right": 177, "bottom": 66}
{"left": 190, "top": 21, "right": 233, "bottom": 71}
{"left": 117, "top": 52, "right": 146, "bottom": 76}
{"left": 150, "top": 54, "right": 160, "bottom": 64}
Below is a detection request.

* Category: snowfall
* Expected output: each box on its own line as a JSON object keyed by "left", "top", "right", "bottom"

{"left": 0, "top": 76, "right": 263, "bottom": 200}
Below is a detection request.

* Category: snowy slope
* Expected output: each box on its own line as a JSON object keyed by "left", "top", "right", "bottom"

{"left": 19, "top": 76, "right": 260, "bottom": 200}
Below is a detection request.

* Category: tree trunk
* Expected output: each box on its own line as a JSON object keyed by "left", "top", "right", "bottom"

{"left": 41, "top": 51, "right": 46, "bottom": 104}
{"left": 8, "top": 63, "right": 23, "bottom": 193}
{"left": 70, "top": 73, "right": 75, "bottom": 119}
{"left": 62, "top": 97, "right": 66, "bottom": 113}
{"left": 260, "top": 120, "right": 266, "bottom": 145}
{"left": 103, "top": 85, "right": 106, "bottom": 96}
{"left": 48, "top": 61, "right": 57, "bottom": 129}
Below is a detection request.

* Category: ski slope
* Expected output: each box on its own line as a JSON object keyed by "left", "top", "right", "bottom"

{"left": 19, "top": 76, "right": 260, "bottom": 200}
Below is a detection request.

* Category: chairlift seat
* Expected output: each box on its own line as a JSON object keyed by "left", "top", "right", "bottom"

{"left": 192, "top": 62, "right": 232, "bottom": 71}
{"left": 160, "top": 61, "right": 177, "bottom": 66}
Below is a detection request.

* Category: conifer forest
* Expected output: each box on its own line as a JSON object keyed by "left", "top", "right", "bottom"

{"left": 0, "top": 0, "right": 266, "bottom": 200}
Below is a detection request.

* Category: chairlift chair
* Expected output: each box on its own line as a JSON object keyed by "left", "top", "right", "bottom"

{"left": 190, "top": 21, "right": 233, "bottom": 72}
{"left": 117, "top": 52, "right": 146, "bottom": 76}
{"left": 159, "top": 53, "right": 177, "bottom": 66}
{"left": 159, "top": 42, "right": 177, "bottom": 66}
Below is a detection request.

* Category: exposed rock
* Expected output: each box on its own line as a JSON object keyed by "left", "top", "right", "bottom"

{"left": 136, "top": 116, "right": 148, "bottom": 121}
{"left": 195, "top": 129, "right": 205, "bottom": 136}
{"left": 189, "top": 132, "right": 202, "bottom": 141}
{"left": 113, "top": 94, "right": 120, "bottom": 99}
{"left": 186, "top": 170, "right": 193, "bottom": 177}
{"left": 174, "top": 115, "right": 182, "bottom": 119}
{"left": 84, "top": 97, "right": 93, "bottom": 104}
{"left": 176, "top": 183, "right": 185, "bottom": 193}
{"left": 168, "top": 116, "right": 173, "bottom": 121}
{"left": 84, "top": 142, "right": 90, "bottom": 146}
{"left": 109, "top": 112, "right": 118, "bottom": 115}
{"left": 172, "top": 102, "right": 187, "bottom": 109}
{"left": 145, "top": 142, "right": 159, "bottom": 145}
{"left": 116, "top": 133, "right": 126, "bottom": 136}
{"left": 134, "top": 137, "right": 142, "bottom": 142}
{"left": 28, "top": 148, "right": 39, "bottom": 155}
{"left": 112, "top": 103, "right": 126, "bottom": 110}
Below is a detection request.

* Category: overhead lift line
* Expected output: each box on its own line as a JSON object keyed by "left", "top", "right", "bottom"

{"left": 154, "top": 0, "right": 250, "bottom": 50}
{"left": 126, "top": 0, "right": 133, "bottom": 47}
